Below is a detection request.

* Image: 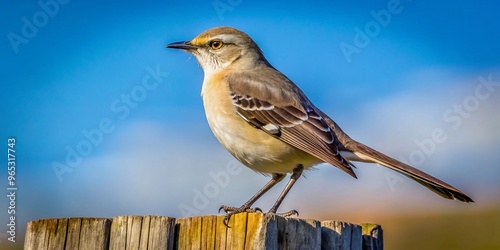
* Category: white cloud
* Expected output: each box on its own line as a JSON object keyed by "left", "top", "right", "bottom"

{"left": 61, "top": 121, "right": 266, "bottom": 218}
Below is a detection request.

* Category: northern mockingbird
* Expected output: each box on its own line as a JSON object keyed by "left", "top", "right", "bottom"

{"left": 167, "top": 27, "right": 473, "bottom": 225}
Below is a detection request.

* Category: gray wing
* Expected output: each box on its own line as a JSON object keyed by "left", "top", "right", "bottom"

{"left": 227, "top": 68, "right": 357, "bottom": 178}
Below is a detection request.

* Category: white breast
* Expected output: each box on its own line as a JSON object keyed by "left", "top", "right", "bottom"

{"left": 201, "top": 74, "right": 322, "bottom": 174}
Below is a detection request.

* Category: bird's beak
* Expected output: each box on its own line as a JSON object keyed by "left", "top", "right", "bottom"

{"left": 166, "top": 41, "right": 197, "bottom": 50}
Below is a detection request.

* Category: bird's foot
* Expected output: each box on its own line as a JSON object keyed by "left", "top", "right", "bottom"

{"left": 218, "top": 205, "right": 262, "bottom": 227}
{"left": 269, "top": 209, "right": 299, "bottom": 218}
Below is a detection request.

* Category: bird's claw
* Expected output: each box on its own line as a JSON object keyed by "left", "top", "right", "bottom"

{"left": 273, "top": 209, "right": 299, "bottom": 217}
{"left": 218, "top": 205, "right": 262, "bottom": 227}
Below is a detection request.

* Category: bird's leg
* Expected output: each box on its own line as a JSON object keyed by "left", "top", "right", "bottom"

{"left": 268, "top": 165, "right": 304, "bottom": 216}
{"left": 219, "top": 173, "right": 285, "bottom": 227}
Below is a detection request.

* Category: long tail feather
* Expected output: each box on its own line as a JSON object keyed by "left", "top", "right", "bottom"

{"left": 316, "top": 109, "right": 474, "bottom": 203}
{"left": 346, "top": 141, "right": 474, "bottom": 202}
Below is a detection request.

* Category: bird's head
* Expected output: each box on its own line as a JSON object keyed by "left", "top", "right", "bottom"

{"left": 167, "top": 27, "right": 268, "bottom": 73}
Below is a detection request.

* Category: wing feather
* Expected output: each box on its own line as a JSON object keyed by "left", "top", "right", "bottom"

{"left": 227, "top": 68, "right": 356, "bottom": 178}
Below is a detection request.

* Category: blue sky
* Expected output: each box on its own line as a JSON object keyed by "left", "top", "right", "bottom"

{"left": 1, "top": 0, "right": 500, "bottom": 244}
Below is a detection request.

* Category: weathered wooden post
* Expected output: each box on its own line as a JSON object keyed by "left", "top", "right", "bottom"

{"left": 25, "top": 218, "right": 111, "bottom": 250}
{"left": 25, "top": 213, "right": 382, "bottom": 250}
{"left": 109, "top": 215, "right": 176, "bottom": 250}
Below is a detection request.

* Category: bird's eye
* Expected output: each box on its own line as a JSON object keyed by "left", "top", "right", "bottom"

{"left": 209, "top": 40, "right": 223, "bottom": 50}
